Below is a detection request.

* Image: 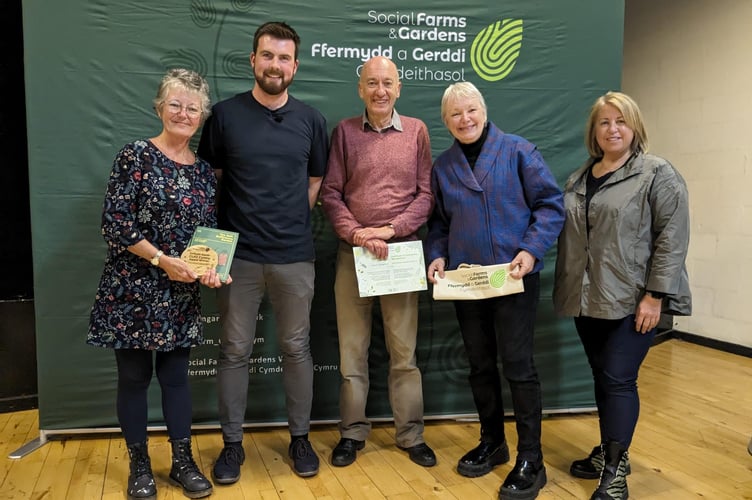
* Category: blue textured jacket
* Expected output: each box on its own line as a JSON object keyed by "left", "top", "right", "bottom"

{"left": 426, "top": 122, "right": 564, "bottom": 272}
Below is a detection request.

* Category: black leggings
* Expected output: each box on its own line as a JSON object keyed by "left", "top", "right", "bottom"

{"left": 114, "top": 347, "right": 192, "bottom": 445}
{"left": 574, "top": 315, "right": 655, "bottom": 448}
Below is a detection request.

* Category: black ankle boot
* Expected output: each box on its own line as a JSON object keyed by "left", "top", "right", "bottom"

{"left": 126, "top": 441, "right": 156, "bottom": 500}
{"left": 169, "top": 438, "right": 213, "bottom": 498}
{"left": 591, "top": 441, "right": 629, "bottom": 500}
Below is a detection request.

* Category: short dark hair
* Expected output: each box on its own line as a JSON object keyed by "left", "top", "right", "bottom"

{"left": 253, "top": 21, "right": 301, "bottom": 60}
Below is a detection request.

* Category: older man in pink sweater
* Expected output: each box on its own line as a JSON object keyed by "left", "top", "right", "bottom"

{"left": 320, "top": 56, "right": 435, "bottom": 468}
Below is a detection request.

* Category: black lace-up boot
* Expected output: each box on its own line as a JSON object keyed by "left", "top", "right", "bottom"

{"left": 126, "top": 441, "right": 156, "bottom": 500}
{"left": 168, "top": 438, "right": 213, "bottom": 498}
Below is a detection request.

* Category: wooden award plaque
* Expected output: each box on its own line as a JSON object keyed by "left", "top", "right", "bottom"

{"left": 180, "top": 245, "right": 219, "bottom": 276}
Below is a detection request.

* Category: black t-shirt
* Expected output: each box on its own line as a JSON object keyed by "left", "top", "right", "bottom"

{"left": 198, "top": 92, "right": 328, "bottom": 263}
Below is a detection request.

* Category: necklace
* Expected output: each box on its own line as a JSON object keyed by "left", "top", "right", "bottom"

{"left": 150, "top": 137, "right": 194, "bottom": 165}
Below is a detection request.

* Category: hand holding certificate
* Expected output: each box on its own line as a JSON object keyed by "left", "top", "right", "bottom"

{"left": 353, "top": 241, "right": 428, "bottom": 297}
{"left": 432, "top": 262, "right": 524, "bottom": 300}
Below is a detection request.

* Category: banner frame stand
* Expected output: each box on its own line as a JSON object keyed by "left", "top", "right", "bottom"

{"left": 8, "top": 406, "right": 596, "bottom": 460}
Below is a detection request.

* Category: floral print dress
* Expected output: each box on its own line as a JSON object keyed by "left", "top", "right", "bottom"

{"left": 87, "top": 140, "right": 217, "bottom": 351}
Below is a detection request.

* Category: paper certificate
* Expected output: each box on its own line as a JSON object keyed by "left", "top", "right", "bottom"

{"left": 353, "top": 241, "right": 428, "bottom": 297}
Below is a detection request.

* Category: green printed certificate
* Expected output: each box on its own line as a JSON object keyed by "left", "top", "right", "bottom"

{"left": 185, "top": 226, "right": 239, "bottom": 282}
{"left": 353, "top": 241, "right": 428, "bottom": 297}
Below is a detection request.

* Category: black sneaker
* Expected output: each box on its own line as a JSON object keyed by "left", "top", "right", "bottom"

{"left": 212, "top": 443, "right": 245, "bottom": 485}
{"left": 289, "top": 438, "right": 320, "bottom": 477}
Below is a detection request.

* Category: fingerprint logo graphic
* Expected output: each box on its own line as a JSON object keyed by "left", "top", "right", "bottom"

{"left": 470, "top": 19, "right": 523, "bottom": 82}
{"left": 489, "top": 270, "right": 506, "bottom": 289}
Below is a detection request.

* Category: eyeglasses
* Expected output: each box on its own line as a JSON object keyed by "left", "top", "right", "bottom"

{"left": 165, "top": 101, "right": 202, "bottom": 119}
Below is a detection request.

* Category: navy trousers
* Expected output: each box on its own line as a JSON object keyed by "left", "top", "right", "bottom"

{"left": 574, "top": 315, "right": 655, "bottom": 448}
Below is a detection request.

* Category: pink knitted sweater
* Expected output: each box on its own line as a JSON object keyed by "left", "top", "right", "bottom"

{"left": 320, "top": 112, "right": 434, "bottom": 244}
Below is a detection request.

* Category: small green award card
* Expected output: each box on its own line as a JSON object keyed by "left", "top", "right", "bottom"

{"left": 182, "top": 226, "right": 239, "bottom": 282}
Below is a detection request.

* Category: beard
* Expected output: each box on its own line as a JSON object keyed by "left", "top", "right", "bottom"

{"left": 254, "top": 69, "right": 293, "bottom": 96}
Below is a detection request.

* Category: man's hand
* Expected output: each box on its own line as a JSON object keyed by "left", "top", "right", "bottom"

{"left": 352, "top": 225, "right": 395, "bottom": 246}
{"left": 363, "top": 239, "right": 389, "bottom": 260}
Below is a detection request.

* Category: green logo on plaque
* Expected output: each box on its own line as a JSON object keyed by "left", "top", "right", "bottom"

{"left": 470, "top": 19, "right": 523, "bottom": 82}
{"left": 489, "top": 270, "right": 507, "bottom": 288}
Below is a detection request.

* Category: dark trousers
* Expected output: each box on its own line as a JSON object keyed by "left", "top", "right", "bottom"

{"left": 454, "top": 272, "right": 542, "bottom": 462}
{"left": 574, "top": 315, "right": 655, "bottom": 448}
{"left": 114, "top": 347, "right": 192, "bottom": 445}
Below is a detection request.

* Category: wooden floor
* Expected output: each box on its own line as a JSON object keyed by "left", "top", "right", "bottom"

{"left": 2, "top": 339, "right": 751, "bottom": 499}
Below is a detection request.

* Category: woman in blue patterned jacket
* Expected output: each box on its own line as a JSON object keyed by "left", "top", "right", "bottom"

{"left": 426, "top": 81, "right": 564, "bottom": 500}
{"left": 88, "top": 69, "right": 229, "bottom": 500}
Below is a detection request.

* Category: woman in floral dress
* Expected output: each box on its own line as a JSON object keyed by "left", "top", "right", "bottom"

{"left": 88, "top": 68, "right": 228, "bottom": 500}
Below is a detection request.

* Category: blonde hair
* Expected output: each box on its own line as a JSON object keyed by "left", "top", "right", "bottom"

{"left": 584, "top": 91, "right": 649, "bottom": 158}
{"left": 153, "top": 68, "right": 211, "bottom": 123}
{"left": 440, "top": 81, "right": 487, "bottom": 124}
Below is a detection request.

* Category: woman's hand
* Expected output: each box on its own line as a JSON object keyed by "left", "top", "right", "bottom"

{"left": 199, "top": 269, "right": 232, "bottom": 288}
{"left": 159, "top": 255, "right": 199, "bottom": 282}
{"left": 635, "top": 294, "right": 662, "bottom": 333}
{"left": 427, "top": 257, "right": 447, "bottom": 284}
{"left": 509, "top": 250, "right": 535, "bottom": 279}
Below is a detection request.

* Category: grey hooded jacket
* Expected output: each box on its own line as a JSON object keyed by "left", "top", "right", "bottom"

{"left": 553, "top": 152, "right": 692, "bottom": 319}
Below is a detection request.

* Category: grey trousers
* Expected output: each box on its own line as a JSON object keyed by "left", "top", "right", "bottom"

{"left": 216, "top": 258, "right": 315, "bottom": 442}
{"left": 334, "top": 243, "right": 425, "bottom": 448}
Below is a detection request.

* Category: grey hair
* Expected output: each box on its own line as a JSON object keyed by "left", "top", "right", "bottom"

{"left": 153, "top": 68, "right": 211, "bottom": 122}
{"left": 440, "top": 81, "right": 487, "bottom": 123}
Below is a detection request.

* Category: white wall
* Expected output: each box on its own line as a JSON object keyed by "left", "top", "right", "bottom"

{"left": 623, "top": 0, "right": 752, "bottom": 347}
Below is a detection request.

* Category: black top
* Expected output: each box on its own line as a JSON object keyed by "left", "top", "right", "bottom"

{"left": 198, "top": 92, "right": 328, "bottom": 263}
{"left": 458, "top": 123, "right": 490, "bottom": 169}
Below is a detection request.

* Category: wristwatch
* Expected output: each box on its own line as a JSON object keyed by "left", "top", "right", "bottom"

{"left": 646, "top": 290, "right": 666, "bottom": 299}
{"left": 150, "top": 250, "right": 164, "bottom": 266}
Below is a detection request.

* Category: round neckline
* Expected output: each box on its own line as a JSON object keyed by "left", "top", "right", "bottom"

{"left": 147, "top": 139, "right": 195, "bottom": 166}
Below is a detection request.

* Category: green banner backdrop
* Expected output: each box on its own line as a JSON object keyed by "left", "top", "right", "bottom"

{"left": 23, "top": 0, "right": 623, "bottom": 430}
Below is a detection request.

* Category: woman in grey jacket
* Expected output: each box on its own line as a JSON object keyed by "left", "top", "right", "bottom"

{"left": 553, "top": 91, "right": 691, "bottom": 500}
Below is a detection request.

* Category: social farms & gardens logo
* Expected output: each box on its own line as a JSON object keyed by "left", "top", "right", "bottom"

{"left": 470, "top": 19, "right": 523, "bottom": 82}
{"left": 489, "top": 269, "right": 507, "bottom": 289}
